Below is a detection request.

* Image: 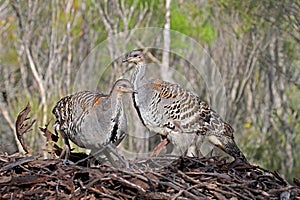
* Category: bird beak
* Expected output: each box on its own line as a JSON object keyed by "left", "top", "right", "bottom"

{"left": 129, "top": 88, "right": 138, "bottom": 94}
{"left": 122, "top": 56, "right": 129, "bottom": 63}
{"left": 123, "top": 88, "right": 137, "bottom": 94}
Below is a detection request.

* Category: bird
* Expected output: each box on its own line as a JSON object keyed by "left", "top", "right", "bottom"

{"left": 122, "top": 49, "right": 248, "bottom": 163}
{"left": 52, "top": 79, "right": 136, "bottom": 166}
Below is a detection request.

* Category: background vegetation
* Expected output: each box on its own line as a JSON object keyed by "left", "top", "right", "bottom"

{"left": 0, "top": 0, "right": 299, "bottom": 181}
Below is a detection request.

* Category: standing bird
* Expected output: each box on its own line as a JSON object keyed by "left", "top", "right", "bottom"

{"left": 52, "top": 79, "right": 136, "bottom": 166}
{"left": 122, "top": 49, "right": 248, "bottom": 163}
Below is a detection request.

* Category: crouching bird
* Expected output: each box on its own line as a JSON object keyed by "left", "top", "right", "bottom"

{"left": 122, "top": 49, "right": 248, "bottom": 163}
{"left": 52, "top": 79, "right": 136, "bottom": 167}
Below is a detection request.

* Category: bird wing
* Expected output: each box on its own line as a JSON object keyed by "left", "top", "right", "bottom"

{"left": 148, "top": 79, "right": 199, "bottom": 133}
{"left": 53, "top": 91, "right": 107, "bottom": 137}
{"left": 148, "top": 79, "right": 246, "bottom": 162}
{"left": 148, "top": 79, "right": 234, "bottom": 136}
{"left": 92, "top": 93, "right": 127, "bottom": 146}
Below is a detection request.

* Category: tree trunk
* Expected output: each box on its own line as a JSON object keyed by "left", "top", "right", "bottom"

{"left": 161, "top": 0, "right": 172, "bottom": 82}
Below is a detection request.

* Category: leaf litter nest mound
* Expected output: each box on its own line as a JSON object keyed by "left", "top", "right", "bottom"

{"left": 0, "top": 152, "right": 299, "bottom": 200}
{"left": 3, "top": 98, "right": 299, "bottom": 199}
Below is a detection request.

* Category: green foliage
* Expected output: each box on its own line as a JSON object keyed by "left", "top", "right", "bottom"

{"left": 0, "top": 18, "right": 18, "bottom": 67}
{"left": 170, "top": 2, "right": 216, "bottom": 43}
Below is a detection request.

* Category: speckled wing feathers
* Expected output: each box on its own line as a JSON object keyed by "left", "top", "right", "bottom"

{"left": 149, "top": 80, "right": 234, "bottom": 136}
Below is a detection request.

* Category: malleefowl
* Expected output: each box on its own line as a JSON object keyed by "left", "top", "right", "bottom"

{"left": 122, "top": 49, "right": 247, "bottom": 163}
{"left": 52, "top": 79, "right": 136, "bottom": 166}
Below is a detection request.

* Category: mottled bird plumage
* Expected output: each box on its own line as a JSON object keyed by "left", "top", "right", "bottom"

{"left": 52, "top": 79, "right": 135, "bottom": 160}
{"left": 123, "top": 49, "right": 247, "bottom": 162}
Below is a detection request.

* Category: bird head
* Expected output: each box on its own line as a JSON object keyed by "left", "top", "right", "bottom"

{"left": 122, "top": 49, "right": 144, "bottom": 64}
{"left": 114, "top": 79, "right": 137, "bottom": 94}
{"left": 207, "top": 134, "right": 248, "bottom": 163}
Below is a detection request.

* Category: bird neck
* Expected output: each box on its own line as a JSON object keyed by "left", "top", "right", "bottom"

{"left": 109, "top": 90, "right": 123, "bottom": 102}
{"left": 105, "top": 92, "right": 123, "bottom": 124}
{"left": 131, "top": 62, "right": 146, "bottom": 89}
{"left": 112, "top": 97, "right": 123, "bottom": 117}
{"left": 108, "top": 88, "right": 124, "bottom": 108}
{"left": 108, "top": 96, "right": 124, "bottom": 144}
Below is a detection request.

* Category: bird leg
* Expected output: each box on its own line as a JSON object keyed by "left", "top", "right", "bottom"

{"left": 105, "top": 145, "right": 129, "bottom": 168}
{"left": 90, "top": 145, "right": 129, "bottom": 168}
{"left": 59, "top": 139, "right": 71, "bottom": 165}
{"left": 151, "top": 138, "right": 170, "bottom": 157}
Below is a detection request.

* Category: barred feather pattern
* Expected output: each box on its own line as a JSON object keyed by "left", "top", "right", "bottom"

{"left": 148, "top": 80, "right": 231, "bottom": 136}
{"left": 55, "top": 92, "right": 96, "bottom": 147}
{"left": 52, "top": 79, "right": 133, "bottom": 151}
{"left": 147, "top": 79, "right": 246, "bottom": 161}
{"left": 124, "top": 49, "right": 247, "bottom": 162}
{"left": 53, "top": 91, "right": 100, "bottom": 146}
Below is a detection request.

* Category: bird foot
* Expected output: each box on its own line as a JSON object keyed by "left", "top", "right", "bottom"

{"left": 62, "top": 159, "right": 74, "bottom": 166}
{"left": 91, "top": 145, "right": 129, "bottom": 168}
{"left": 106, "top": 145, "right": 129, "bottom": 168}
{"left": 151, "top": 138, "right": 169, "bottom": 157}
{"left": 59, "top": 144, "right": 70, "bottom": 160}
{"left": 116, "top": 159, "right": 129, "bottom": 168}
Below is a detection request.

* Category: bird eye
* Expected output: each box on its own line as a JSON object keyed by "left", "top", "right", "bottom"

{"left": 134, "top": 54, "right": 138, "bottom": 57}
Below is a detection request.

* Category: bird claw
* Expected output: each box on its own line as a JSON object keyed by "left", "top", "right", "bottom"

{"left": 62, "top": 159, "right": 74, "bottom": 166}
{"left": 122, "top": 160, "right": 130, "bottom": 168}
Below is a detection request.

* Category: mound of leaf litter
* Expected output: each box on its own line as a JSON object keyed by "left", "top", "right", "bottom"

{"left": 1, "top": 103, "right": 299, "bottom": 199}
{"left": 1, "top": 152, "right": 299, "bottom": 200}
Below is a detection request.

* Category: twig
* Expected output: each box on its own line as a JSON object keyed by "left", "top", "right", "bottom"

{"left": 0, "top": 155, "right": 39, "bottom": 172}
{"left": 15, "top": 102, "right": 36, "bottom": 153}
{"left": 110, "top": 173, "right": 147, "bottom": 194}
